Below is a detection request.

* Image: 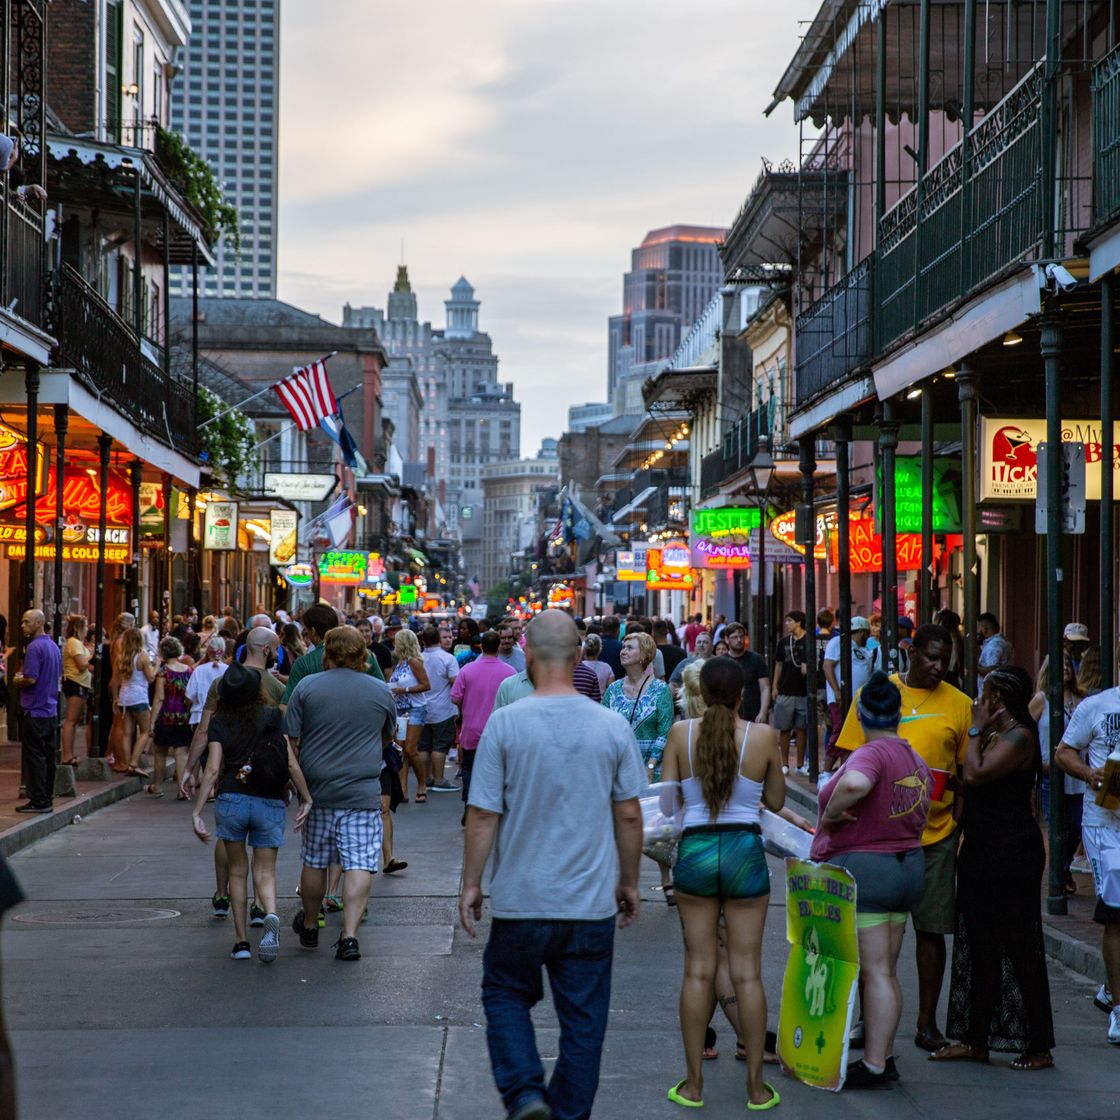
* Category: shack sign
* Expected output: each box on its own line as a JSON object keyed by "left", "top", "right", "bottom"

{"left": 980, "top": 417, "right": 1120, "bottom": 501}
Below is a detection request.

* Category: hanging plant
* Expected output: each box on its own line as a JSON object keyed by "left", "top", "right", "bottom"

{"left": 197, "top": 386, "right": 255, "bottom": 488}
{"left": 156, "top": 127, "right": 240, "bottom": 249}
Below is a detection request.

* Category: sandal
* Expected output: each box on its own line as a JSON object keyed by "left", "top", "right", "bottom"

{"left": 664, "top": 886, "right": 677, "bottom": 907}
{"left": 415, "top": 792, "right": 427, "bottom": 803}
{"left": 929, "top": 1042, "right": 989, "bottom": 1064}
{"left": 383, "top": 859, "right": 408, "bottom": 874}
{"left": 913, "top": 1029, "right": 948, "bottom": 1053}
{"left": 145, "top": 785, "right": 163, "bottom": 798}
{"left": 1010, "top": 1052, "right": 1054, "bottom": 1071}
{"left": 703, "top": 1027, "right": 718, "bottom": 1060}
{"left": 61, "top": 758, "right": 79, "bottom": 767}
{"left": 746, "top": 1083, "right": 780, "bottom": 1111}
{"left": 666, "top": 1078, "right": 703, "bottom": 1108}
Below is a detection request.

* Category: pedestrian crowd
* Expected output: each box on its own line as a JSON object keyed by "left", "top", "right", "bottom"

{"left": 2, "top": 597, "right": 1118, "bottom": 1120}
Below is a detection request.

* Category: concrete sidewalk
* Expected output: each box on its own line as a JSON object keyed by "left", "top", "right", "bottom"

{"left": 0, "top": 741, "right": 151, "bottom": 857}
{"left": 784, "top": 772, "right": 1107, "bottom": 984}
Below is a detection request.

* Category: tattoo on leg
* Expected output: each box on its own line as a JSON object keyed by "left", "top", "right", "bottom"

{"left": 719, "top": 994, "right": 738, "bottom": 1009}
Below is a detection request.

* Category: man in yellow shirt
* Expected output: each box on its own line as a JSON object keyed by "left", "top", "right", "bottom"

{"left": 836, "top": 623, "right": 973, "bottom": 1052}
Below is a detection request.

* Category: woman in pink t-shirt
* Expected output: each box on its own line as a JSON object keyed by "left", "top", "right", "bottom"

{"left": 811, "top": 671, "right": 932, "bottom": 1089}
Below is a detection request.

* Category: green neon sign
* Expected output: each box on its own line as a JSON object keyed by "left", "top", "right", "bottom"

{"left": 877, "top": 457, "right": 962, "bottom": 533}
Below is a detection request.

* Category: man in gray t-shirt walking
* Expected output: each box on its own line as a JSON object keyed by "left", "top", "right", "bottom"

{"left": 461, "top": 610, "right": 644, "bottom": 1120}
{"left": 283, "top": 627, "right": 396, "bottom": 961}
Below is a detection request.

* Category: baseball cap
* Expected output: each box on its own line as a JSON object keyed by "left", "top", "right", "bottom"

{"left": 1063, "top": 622, "right": 1090, "bottom": 642}
{"left": 850, "top": 616, "right": 870, "bottom": 632}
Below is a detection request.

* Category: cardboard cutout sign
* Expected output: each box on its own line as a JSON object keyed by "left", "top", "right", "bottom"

{"left": 778, "top": 859, "right": 860, "bottom": 1091}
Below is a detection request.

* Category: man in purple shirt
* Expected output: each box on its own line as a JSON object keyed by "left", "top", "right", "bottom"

{"left": 450, "top": 630, "right": 516, "bottom": 816}
{"left": 15, "top": 610, "right": 62, "bottom": 813}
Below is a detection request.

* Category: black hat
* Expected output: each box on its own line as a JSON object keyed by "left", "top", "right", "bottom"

{"left": 857, "top": 670, "right": 902, "bottom": 730}
{"left": 218, "top": 662, "right": 260, "bottom": 708}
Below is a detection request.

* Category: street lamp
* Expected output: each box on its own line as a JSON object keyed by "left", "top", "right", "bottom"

{"left": 744, "top": 435, "right": 775, "bottom": 656}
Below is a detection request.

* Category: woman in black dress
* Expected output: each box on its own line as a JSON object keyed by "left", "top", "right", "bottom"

{"left": 932, "top": 666, "right": 1055, "bottom": 1071}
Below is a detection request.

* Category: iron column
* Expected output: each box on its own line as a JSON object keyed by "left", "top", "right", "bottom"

{"left": 52, "top": 403, "right": 68, "bottom": 640}
{"left": 958, "top": 364, "right": 979, "bottom": 696}
{"left": 128, "top": 459, "right": 143, "bottom": 616}
{"left": 800, "top": 436, "right": 819, "bottom": 782}
{"left": 91, "top": 432, "right": 113, "bottom": 758}
{"left": 879, "top": 402, "right": 900, "bottom": 670}
{"left": 830, "top": 417, "right": 853, "bottom": 714}
{"left": 1041, "top": 310, "right": 1066, "bottom": 916}
{"left": 1102, "top": 275, "right": 1116, "bottom": 687}
{"left": 23, "top": 364, "right": 39, "bottom": 611}
{"left": 920, "top": 382, "right": 935, "bottom": 621}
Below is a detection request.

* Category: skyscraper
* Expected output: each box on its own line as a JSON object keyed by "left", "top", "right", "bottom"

{"left": 607, "top": 225, "right": 726, "bottom": 415}
{"left": 170, "top": 0, "right": 279, "bottom": 297}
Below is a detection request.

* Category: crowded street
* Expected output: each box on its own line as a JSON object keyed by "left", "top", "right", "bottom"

{"left": 4, "top": 778, "right": 1116, "bottom": 1120}
{"left": 3, "top": 0, "right": 1120, "bottom": 1117}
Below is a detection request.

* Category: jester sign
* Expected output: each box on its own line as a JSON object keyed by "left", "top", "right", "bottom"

{"left": 777, "top": 859, "right": 859, "bottom": 1091}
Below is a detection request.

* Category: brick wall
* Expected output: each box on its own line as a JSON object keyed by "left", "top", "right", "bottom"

{"left": 48, "top": 0, "right": 96, "bottom": 133}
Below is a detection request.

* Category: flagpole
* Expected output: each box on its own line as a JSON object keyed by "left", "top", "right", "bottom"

{"left": 201, "top": 352, "right": 343, "bottom": 431}
{"left": 250, "top": 385, "right": 361, "bottom": 453}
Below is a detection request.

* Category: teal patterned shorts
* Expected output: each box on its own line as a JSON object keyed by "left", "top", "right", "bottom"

{"left": 673, "top": 825, "right": 770, "bottom": 900}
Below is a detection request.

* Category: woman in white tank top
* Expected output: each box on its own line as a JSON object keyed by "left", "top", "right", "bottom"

{"left": 659, "top": 656, "right": 786, "bottom": 1111}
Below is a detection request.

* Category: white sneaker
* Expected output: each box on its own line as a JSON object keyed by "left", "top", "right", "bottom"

{"left": 1095, "top": 984, "right": 1114, "bottom": 1013}
{"left": 258, "top": 913, "right": 280, "bottom": 964}
{"left": 1108, "top": 1006, "right": 1120, "bottom": 1045}
{"left": 781, "top": 765, "right": 789, "bottom": 775}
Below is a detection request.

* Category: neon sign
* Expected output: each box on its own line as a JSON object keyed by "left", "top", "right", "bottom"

{"left": 689, "top": 508, "right": 757, "bottom": 569}
{"left": 646, "top": 542, "right": 694, "bottom": 591}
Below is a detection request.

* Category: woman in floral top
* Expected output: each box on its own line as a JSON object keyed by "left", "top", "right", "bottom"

{"left": 603, "top": 630, "right": 678, "bottom": 901}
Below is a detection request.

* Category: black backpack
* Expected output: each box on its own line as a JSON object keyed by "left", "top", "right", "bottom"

{"left": 228, "top": 709, "right": 290, "bottom": 795}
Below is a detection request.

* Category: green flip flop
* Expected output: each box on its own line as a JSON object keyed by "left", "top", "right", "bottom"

{"left": 667, "top": 1079, "right": 704, "bottom": 1108}
{"left": 747, "top": 1083, "right": 780, "bottom": 1111}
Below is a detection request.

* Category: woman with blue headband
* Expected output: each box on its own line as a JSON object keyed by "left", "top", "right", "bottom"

{"left": 812, "top": 671, "right": 933, "bottom": 1088}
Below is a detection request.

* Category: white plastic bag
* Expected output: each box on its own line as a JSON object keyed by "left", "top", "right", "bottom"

{"left": 760, "top": 808, "right": 813, "bottom": 860}
{"left": 640, "top": 781, "right": 682, "bottom": 866}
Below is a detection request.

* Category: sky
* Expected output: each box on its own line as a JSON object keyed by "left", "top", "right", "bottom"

{"left": 277, "top": 0, "right": 823, "bottom": 456}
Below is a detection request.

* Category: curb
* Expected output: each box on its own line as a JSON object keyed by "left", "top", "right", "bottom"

{"left": 0, "top": 775, "right": 144, "bottom": 858}
{"left": 781, "top": 775, "right": 1103, "bottom": 984}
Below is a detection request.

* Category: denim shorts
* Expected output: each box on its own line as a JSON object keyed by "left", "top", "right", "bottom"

{"left": 214, "top": 792, "right": 286, "bottom": 849}
{"left": 124, "top": 703, "right": 150, "bottom": 714}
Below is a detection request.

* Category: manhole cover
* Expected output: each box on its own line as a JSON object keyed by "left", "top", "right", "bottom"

{"left": 12, "top": 907, "right": 180, "bottom": 926}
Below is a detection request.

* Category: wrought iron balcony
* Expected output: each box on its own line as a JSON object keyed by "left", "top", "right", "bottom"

{"left": 1094, "top": 46, "right": 1120, "bottom": 229}
{"left": 795, "top": 257, "right": 873, "bottom": 408}
{"left": 699, "top": 401, "right": 774, "bottom": 498}
{"left": 875, "top": 61, "right": 1090, "bottom": 354}
{"left": 51, "top": 265, "right": 198, "bottom": 456}
{"left": 1, "top": 195, "right": 45, "bottom": 329}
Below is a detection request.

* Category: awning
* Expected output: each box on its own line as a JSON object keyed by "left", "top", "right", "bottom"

{"left": 643, "top": 365, "right": 717, "bottom": 411}
{"left": 48, "top": 136, "right": 215, "bottom": 266}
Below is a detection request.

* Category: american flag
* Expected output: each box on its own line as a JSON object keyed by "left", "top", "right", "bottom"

{"left": 273, "top": 359, "right": 338, "bottom": 431}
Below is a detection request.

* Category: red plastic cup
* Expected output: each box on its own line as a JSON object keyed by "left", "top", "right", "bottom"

{"left": 929, "top": 768, "right": 951, "bottom": 802}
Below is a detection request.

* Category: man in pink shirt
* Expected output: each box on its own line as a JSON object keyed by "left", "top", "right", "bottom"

{"left": 451, "top": 630, "right": 517, "bottom": 820}
{"left": 682, "top": 613, "right": 707, "bottom": 653}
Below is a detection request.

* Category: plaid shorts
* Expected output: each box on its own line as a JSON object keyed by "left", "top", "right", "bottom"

{"left": 300, "top": 807, "right": 382, "bottom": 873}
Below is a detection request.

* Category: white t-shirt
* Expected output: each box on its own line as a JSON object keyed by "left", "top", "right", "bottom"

{"left": 186, "top": 660, "right": 228, "bottom": 724}
{"left": 1062, "top": 687, "right": 1120, "bottom": 829}
{"left": 422, "top": 646, "right": 460, "bottom": 723}
{"left": 822, "top": 636, "right": 879, "bottom": 704}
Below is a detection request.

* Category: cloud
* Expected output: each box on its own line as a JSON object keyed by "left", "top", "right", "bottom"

{"left": 276, "top": 1, "right": 821, "bottom": 453}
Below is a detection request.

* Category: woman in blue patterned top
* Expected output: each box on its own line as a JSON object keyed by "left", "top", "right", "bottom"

{"left": 603, "top": 629, "right": 677, "bottom": 901}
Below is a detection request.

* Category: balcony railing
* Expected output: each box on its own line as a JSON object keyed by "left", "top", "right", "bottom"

{"left": 794, "top": 257, "right": 873, "bottom": 408}
{"left": 51, "top": 265, "right": 197, "bottom": 456}
{"left": 700, "top": 401, "right": 774, "bottom": 498}
{"left": 1094, "top": 46, "right": 1120, "bottom": 228}
{"left": 1, "top": 195, "right": 45, "bottom": 328}
{"left": 876, "top": 61, "right": 1089, "bottom": 353}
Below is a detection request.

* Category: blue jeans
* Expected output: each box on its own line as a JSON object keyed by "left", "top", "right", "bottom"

{"left": 482, "top": 917, "right": 615, "bottom": 1120}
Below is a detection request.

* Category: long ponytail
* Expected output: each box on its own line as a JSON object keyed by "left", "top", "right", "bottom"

{"left": 696, "top": 656, "right": 747, "bottom": 818}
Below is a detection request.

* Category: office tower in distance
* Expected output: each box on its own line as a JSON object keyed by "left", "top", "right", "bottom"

{"left": 170, "top": 0, "right": 279, "bottom": 297}
{"left": 607, "top": 225, "right": 726, "bottom": 415}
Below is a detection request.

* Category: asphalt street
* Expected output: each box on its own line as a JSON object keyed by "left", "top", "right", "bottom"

{"left": 5, "top": 784, "right": 1118, "bottom": 1120}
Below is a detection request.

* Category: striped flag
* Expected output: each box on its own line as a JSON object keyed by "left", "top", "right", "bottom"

{"left": 272, "top": 359, "right": 338, "bottom": 430}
